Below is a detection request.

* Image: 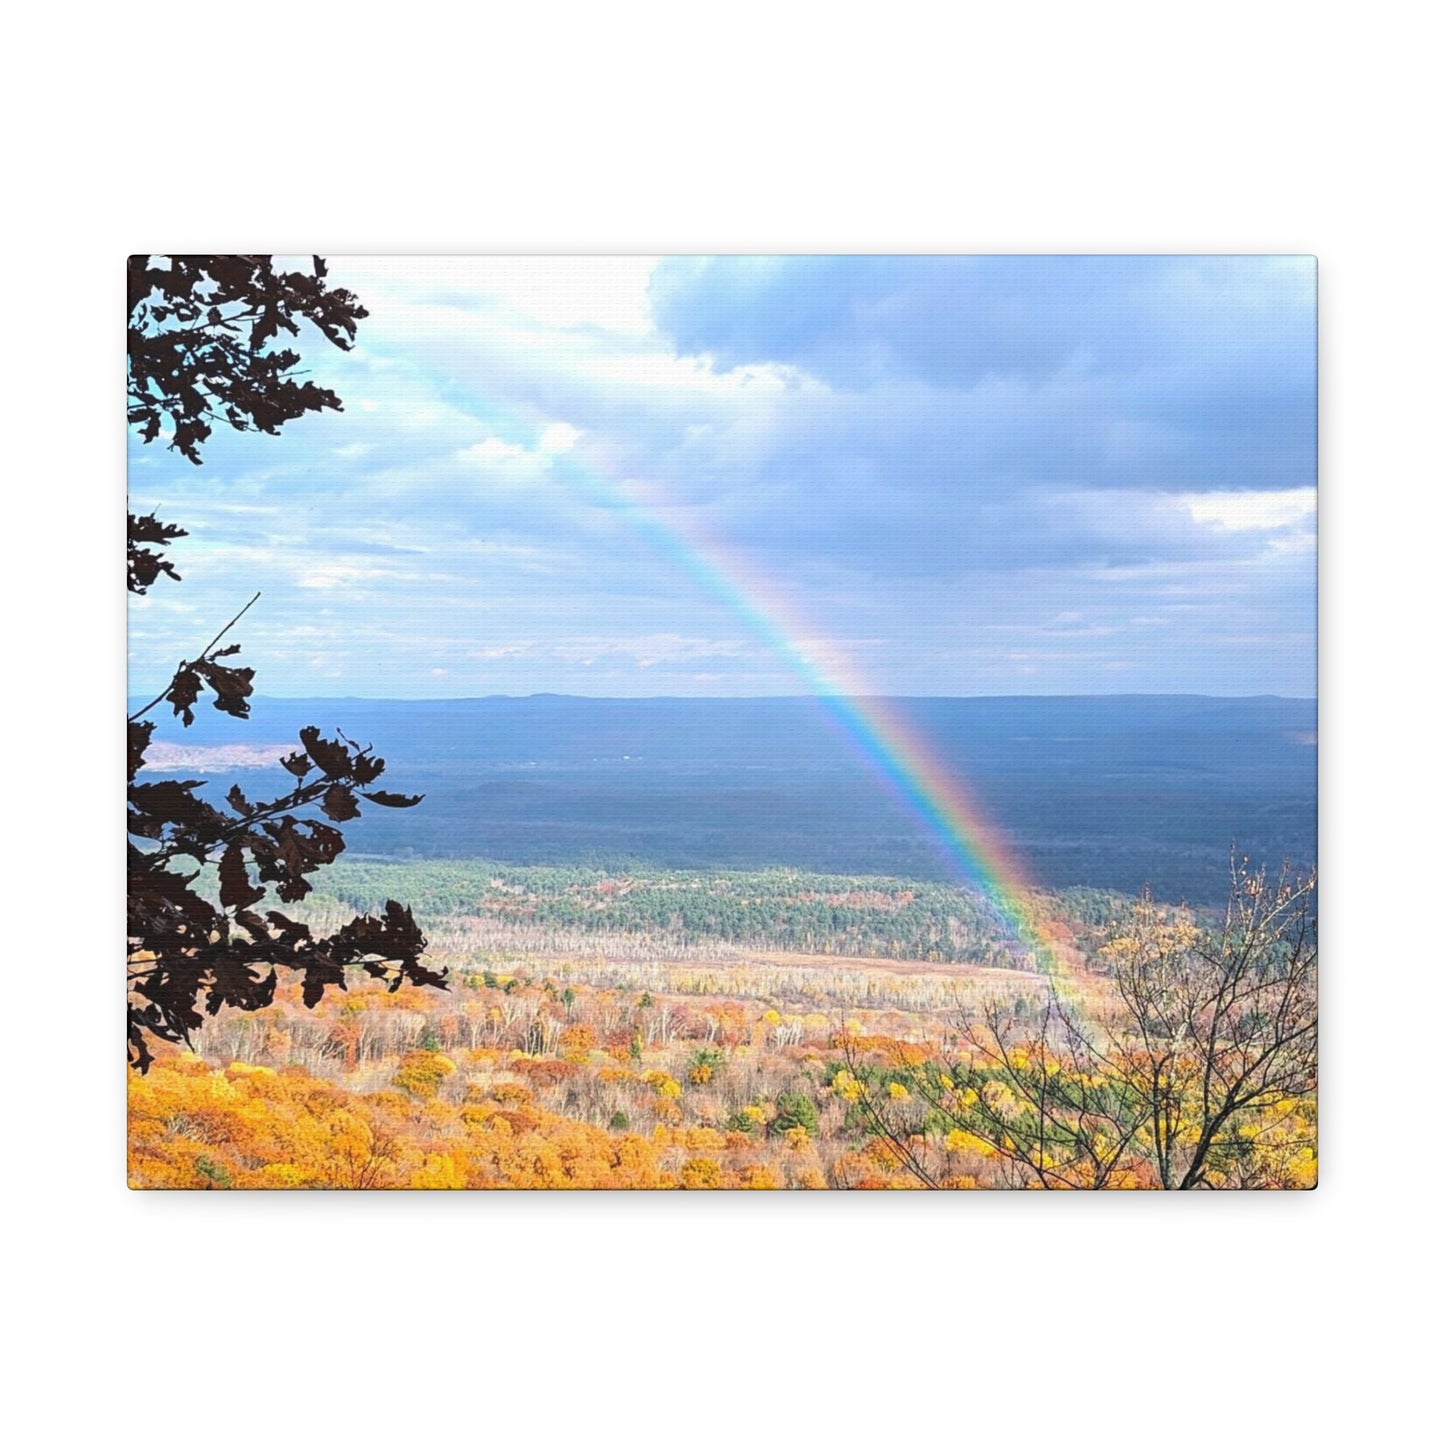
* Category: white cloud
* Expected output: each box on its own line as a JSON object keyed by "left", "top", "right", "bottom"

{"left": 458, "top": 436, "right": 535, "bottom": 468}
{"left": 549, "top": 634, "right": 747, "bottom": 668}
{"left": 539, "top": 422, "right": 581, "bottom": 453}
{"left": 331, "top": 256, "right": 661, "bottom": 336}
{"left": 571, "top": 348, "right": 817, "bottom": 397}
{"left": 1183, "top": 488, "right": 1316, "bottom": 532}
{"left": 297, "top": 564, "right": 394, "bottom": 590}
{"left": 457, "top": 423, "right": 581, "bottom": 475}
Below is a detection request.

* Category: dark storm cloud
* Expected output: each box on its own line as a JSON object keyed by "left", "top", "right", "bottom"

{"left": 650, "top": 255, "right": 1316, "bottom": 491}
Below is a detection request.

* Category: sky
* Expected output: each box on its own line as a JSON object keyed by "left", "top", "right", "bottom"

{"left": 128, "top": 255, "right": 1317, "bottom": 699}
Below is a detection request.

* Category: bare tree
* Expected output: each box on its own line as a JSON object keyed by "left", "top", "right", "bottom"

{"left": 842, "top": 859, "right": 1317, "bottom": 1190}
{"left": 1100, "top": 859, "right": 1318, "bottom": 1189}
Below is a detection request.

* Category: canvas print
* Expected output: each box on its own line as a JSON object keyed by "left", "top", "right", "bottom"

{"left": 126, "top": 255, "right": 1317, "bottom": 1189}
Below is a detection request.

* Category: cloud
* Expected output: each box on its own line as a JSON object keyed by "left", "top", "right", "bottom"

{"left": 458, "top": 436, "right": 534, "bottom": 467}
{"left": 334, "top": 256, "right": 660, "bottom": 336}
{"left": 296, "top": 563, "right": 404, "bottom": 590}
{"left": 650, "top": 255, "right": 1315, "bottom": 390}
{"left": 648, "top": 255, "right": 1316, "bottom": 492}
{"left": 1183, "top": 488, "right": 1317, "bottom": 531}
{"left": 539, "top": 422, "right": 581, "bottom": 453}
{"left": 127, "top": 256, "right": 1317, "bottom": 698}
{"left": 548, "top": 634, "right": 748, "bottom": 668}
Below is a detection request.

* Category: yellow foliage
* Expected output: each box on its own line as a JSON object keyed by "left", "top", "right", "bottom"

{"left": 863, "top": 1137, "right": 902, "bottom": 1173}
{"left": 559, "top": 1024, "right": 596, "bottom": 1062}
{"left": 411, "top": 1153, "right": 468, "bottom": 1189}
{"left": 641, "top": 1070, "right": 682, "bottom": 1099}
{"left": 259, "top": 1163, "right": 308, "bottom": 1188}
{"left": 679, "top": 1157, "right": 724, "bottom": 1189}
{"left": 1285, "top": 1149, "right": 1318, "bottom": 1189}
{"left": 735, "top": 1164, "right": 782, "bottom": 1189}
{"left": 129, "top": 946, "right": 1315, "bottom": 1192}
{"left": 391, "top": 1050, "right": 456, "bottom": 1100}
{"left": 684, "top": 1126, "right": 726, "bottom": 1152}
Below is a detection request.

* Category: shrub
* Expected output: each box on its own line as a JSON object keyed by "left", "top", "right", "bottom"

{"left": 771, "top": 1091, "right": 819, "bottom": 1138}
{"left": 727, "top": 1104, "right": 765, "bottom": 1135}
{"left": 687, "top": 1047, "right": 724, "bottom": 1086}
{"left": 194, "top": 1156, "right": 232, "bottom": 1189}
{"left": 392, "top": 1050, "right": 456, "bottom": 1099}
{"left": 679, "top": 1157, "right": 724, "bottom": 1189}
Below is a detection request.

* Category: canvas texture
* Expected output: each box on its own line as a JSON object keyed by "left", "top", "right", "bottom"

{"left": 126, "top": 255, "right": 1318, "bottom": 1190}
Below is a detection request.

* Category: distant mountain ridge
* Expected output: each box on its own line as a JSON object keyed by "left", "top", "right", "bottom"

{"left": 133, "top": 694, "right": 1316, "bottom": 903}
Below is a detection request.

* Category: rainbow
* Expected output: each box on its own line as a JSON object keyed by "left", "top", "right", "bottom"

{"left": 542, "top": 452, "right": 1070, "bottom": 979}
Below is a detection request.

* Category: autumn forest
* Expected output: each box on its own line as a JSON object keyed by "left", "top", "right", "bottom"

{"left": 126, "top": 255, "right": 1317, "bottom": 1190}
{"left": 128, "top": 853, "right": 1316, "bottom": 1190}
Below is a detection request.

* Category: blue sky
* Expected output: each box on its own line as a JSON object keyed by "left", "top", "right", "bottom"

{"left": 128, "top": 255, "right": 1316, "bottom": 698}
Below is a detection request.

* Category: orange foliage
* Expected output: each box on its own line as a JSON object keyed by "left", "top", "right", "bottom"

{"left": 678, "top": 1157, "right": 724, "bottom": 1189}
{"left": 391, "top": 1050, "right": 456, "bottom": 1099}
{"left": 135, "top": 932, "right": 1311, "bottom": 1190}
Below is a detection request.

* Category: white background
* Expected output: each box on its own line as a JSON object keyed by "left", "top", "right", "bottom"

{"left": 3, "top": 3, "right": 1437, "bottom": 1440}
